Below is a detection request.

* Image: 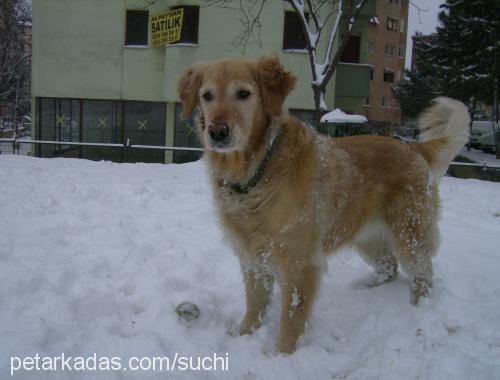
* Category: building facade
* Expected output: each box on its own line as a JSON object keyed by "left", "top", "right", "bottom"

{"left": 32, "top": 0, "right": 375, "bottom": 163}
{"left": 362, "top": 0, "right": 409, "bottom": 125}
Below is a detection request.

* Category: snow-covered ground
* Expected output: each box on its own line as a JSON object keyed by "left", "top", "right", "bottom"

{"left": 1, "top": 155, "right": 500, "bottom": 379}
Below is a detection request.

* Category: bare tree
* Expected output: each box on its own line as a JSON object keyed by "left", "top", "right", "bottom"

{"left": 0, "top": 0, "right": 32, "bottom": 118}
{"left": 204, "top": 0, "right": 370, "bottom": 129}
{"left": 141, "top": 0, "right": 372, "bottom": 128}
{"left": 284, "top": 0, "right": 369, "bottom": 129}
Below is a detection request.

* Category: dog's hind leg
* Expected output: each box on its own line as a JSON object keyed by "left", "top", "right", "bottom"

{"left": 239, "top": 265, "right": 275, "bottom": 335}
{"left": 389, "top": 212, "right": 439, "bottom": 305}
{"left": 354, "top": 237, "right": 398, "bottom": 288}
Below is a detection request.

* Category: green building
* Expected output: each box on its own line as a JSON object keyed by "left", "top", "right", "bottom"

{"left": 31, "top": 0, "right": 375, "bottom": 163}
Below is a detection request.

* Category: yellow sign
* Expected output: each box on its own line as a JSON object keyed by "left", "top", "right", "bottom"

{"left": 150, "top": 8, "right": 184, "bottom": 47}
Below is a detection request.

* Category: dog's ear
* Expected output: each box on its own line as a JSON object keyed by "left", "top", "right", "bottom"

{"left": 177, "top": 65, "right": 204, "bottom": 120}
{"left": 255, "top": 56, "right": 297, "bottom": 117}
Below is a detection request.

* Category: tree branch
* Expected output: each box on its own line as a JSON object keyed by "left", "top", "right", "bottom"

{"left": 409, "top": 0, "right": 429, "bottom": 25}
{"left": 320, "top": 0, "right": 367, "bottom": 91}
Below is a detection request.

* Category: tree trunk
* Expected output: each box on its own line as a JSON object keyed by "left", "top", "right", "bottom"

{"left": 467, "top": 98, "right": 476, "bottom": 151}
{"left": 312, "top": 86, "right": 327, "bottom": 135}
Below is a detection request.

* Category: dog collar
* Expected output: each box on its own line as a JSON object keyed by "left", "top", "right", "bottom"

{"left": 224, "top": 125, "right": 283, "bottom": 195}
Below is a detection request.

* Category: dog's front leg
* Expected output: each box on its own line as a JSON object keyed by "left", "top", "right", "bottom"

{"left": 277, "top": 264, "right": 320, "bottom": 354}
{"left": 239, "top": 265, "right": 275, "bottom": 335}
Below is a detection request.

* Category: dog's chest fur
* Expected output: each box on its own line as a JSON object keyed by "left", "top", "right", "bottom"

{"left": 207, "top": 122, "right": 320, "bottom": 260}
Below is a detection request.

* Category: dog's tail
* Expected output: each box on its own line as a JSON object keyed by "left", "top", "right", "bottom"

{"left": 411, "top": 97, "right": 470, "bottom": 181}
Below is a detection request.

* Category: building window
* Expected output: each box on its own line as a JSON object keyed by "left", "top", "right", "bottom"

{"left": 387, "top": 17, "right": 398, "bottom": 31}
{"left": 171, "top": 6, "right": 199, "bottom": 44}
{"left": 125, "top": 10, "right": 149, "bottom": 46}
{"left": 38, "top": 98, "right": 80, "bottom": 146}
{"left": 81, "top": 100, "right": 123, "bottom": 162}
{"left": 368, "top": 40, "right": 375, "bottom": 53}
{"left": 82, "top": 100, "right": 122, "bottom": 144}
{"left": 398, "top": 45, "right": 405, "bottom": 57}
{"left": 400, "top": 17, "right": 405, "bottom": 32}
{"left": 383, "top": 69, "right": 395, "bottom": 82}
{"left": 289, "top": 109, "right": 316, "bottom": 126}
{"left": 283, "top": 11, "right": 309, "bottom": 50}
{"left": 122, "top": 101, "right": 167, "bottom": 162}
{"left": 384, "top": 45, "right": 396, "bottom": 56}
{"left": 370, "top": 67, "right": 374, "bottom": 80}
{"left": 174, "top": 103, "right": 203, "bottom": 163}
{"left": 364, "top": 97, "right": 370, "bottom": 106}
{"left": 340, "top": 35, "right": 361, "bottom": 63}
{"left": 381, "top": 97, "right": 397, "bottom": 108}
{"left": 37, "top": 98, "right": 166, "bottom": 163}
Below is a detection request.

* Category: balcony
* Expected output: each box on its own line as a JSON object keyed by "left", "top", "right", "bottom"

{"left": 359, "top": 0, "right": 377, "bottom": 19}
{"left": 334, "top": 62, "right": 372, "bottom": 98}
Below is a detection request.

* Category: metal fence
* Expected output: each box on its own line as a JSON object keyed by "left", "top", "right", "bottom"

{"left": 1, "top": 136, "right": 500, "bottom": 181}
{"left": 0, "top": 137, "right": 204, "bottom": 163}
{"left": 447, "top": 159, "right": 500, "bottom": 182}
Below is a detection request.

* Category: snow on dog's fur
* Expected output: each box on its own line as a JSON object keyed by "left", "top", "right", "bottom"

{"left": 177, "top": 56, "right": 470, "bottom": 354}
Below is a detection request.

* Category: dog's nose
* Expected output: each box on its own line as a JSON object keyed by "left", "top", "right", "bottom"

{"left": 208, "top": 123, "right": 229, "bottom": 142}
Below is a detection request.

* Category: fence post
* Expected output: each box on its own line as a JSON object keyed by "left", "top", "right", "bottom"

{"left": 13, "top": 130, "right": 17, "bottom": 155}
{"left": 124, "top": 138, "right": 130, "bottom": 163}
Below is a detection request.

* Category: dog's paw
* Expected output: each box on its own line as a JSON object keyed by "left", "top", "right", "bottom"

{"left": 225, "top": 320, "right": 240, "bottom": 337}
{"left": 238, "top": 315, "right": 262, "bottom": 336}
{"left": 226, "top": 317, "right": 262, "bottom": 337}
{"left": 410, "top": 277, "right": 432, "bottom": 306}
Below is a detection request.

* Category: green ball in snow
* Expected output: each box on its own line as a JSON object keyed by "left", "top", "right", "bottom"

{"left": 176, "top": 302, "right": 200, "bottom": 324}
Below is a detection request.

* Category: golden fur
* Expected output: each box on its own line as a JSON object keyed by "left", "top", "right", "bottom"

{"left": 177, "top": 56, "right": 470, "bottom": 354}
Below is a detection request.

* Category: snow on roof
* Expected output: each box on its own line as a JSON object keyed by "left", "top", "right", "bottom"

{"left": 320, "top": 108, "right": 368, "bottom": 124}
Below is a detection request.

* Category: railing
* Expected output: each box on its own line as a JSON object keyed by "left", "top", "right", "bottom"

{"left": 447, "top": 158, "right": 500, "bottom": 182}
{"left": 1, "top": 137, "right": 499, "bottom": 181}
{"left": 0, "top": 137, "right": 204, "bottom": 162}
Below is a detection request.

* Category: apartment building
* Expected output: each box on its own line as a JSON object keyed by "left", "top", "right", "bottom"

{"left": 363, "top": 0, "right": 409, "bottom": 125}
{"left": 31, "top": 0, "right": 376, "bottom": 163}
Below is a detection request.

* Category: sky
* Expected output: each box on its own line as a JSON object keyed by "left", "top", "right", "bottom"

{"left": 405, "top": 0, "right": 446, "bottom": 68}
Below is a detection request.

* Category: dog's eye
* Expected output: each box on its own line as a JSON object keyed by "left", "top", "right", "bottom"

{"left": 237, "top": 90, "right": 251, "bottom": 100}
{"left": 202, "top": 92, "right": 213, "bottom": 101}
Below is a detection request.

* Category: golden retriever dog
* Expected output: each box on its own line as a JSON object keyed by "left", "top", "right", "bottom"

{"left": 177, "top": 56, "right": 470, "bottom": 354}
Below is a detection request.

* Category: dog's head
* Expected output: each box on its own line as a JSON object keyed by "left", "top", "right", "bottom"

{"left": 177, "top": 56, "right": 296, "bottom": 152}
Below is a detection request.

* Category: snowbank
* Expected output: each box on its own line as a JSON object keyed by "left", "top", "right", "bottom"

{"left": 0, "top": 155, "right": 499, "bottom": 379}
{"left": 320, "top": 109, "right": 368, "bottom": 124}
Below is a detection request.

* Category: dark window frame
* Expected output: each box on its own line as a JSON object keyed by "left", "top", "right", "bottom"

{"left": 170, "top": 5, "right": 200, "bottom": 44}
{"left": 386, "top": 17, "right": 398, "bottom": 31}
{"left": 125, "top": 10, "right": 149, "bottom": 46}
{"left": 173, "top": 102, "right": 203, "bottom": 163}
{"left": 340, "top": 35, "right": 361, "bottom": 63}
{"left": 36, "top": 97, "right": 167, "bottom": 163}
{"left": 383, "top": 69, "right": 395, "bottom": 83}
{"left": 283, "top": 11, "right": 310, "bottom": 51}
